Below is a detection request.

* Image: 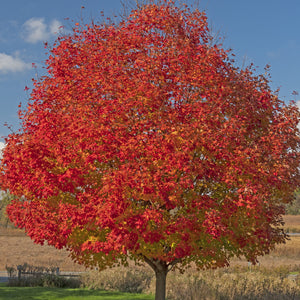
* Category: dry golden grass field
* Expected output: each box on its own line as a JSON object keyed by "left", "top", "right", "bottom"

{"left": 0, "top": 215, "right": 299, "bottom": 271}
{"left": 0, "top": 227, "right": 85, "bottom": 271}
{"left": 283, "top": 214, "right": 300, "bottom": 232}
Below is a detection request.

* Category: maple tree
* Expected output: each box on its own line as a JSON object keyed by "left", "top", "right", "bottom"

{"left": 1, "top": 1, "right": 299, "bottom": 299}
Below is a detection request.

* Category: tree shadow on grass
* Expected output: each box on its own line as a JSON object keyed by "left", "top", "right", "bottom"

{"left": 0, "top": 287, "right": 154, "bottom": 300}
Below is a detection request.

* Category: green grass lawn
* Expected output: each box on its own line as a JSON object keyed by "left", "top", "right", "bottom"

{"left": 0, "top": 285, "right": 154, "bottom": 300}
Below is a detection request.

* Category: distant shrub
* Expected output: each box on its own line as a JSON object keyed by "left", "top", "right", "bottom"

{"left": 5, "top": 265, "right": 16, "bottom": 278}
{"left": 286, "top": 189, "right": 300, "bottom": 215}
{"left": 7, "top": 274, "right": 81, "bottom": 288}
{"left": 80, "top": 263, "right": 300, "bottom": 299}
{"left": 6, "top": 263, "right": 81, "bottom": 288}
{"left": 165, "top": 266, "right": 300, "bottom": 300}
{"left": 81, "top": 265, "right": 153, "bottom": 293}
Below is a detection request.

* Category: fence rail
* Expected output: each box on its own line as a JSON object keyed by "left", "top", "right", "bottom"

{"left": 11, "top": 266, "right": 84, "bottom": 281}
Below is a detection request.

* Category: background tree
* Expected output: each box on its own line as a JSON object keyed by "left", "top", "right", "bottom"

{"left": 0, "top": 191, "right": 15, "bottom": 228}
{"left": 1, "top": 1, "right": 299, "bottom": 299}
{"left": 286, "top": 189, "right": 300, "bottom": 215}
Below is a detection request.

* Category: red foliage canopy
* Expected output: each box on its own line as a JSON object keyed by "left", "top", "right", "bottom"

{"left": 1, "top": 1, "right": 299, "bottom": 272}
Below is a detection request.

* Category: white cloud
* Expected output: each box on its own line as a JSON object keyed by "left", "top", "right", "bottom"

{"left": 0, "top": 142, "right": 5, "bottom": 159}
{"left": 22, "top": 18, "right": 62, "bottom": 43}
{"left": 49, "top": 19, "right": 62, "bottom": 35}
{"left": 22, "top": 18, "right": 48, "bottom": 43}
{"left": 0, "top": 53, "right": 31, "bottom": 73}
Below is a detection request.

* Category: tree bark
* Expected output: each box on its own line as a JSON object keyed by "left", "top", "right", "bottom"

{"left": 143, "top": 257, "right": 169, "bottom": 300}
{"left": 155, "top": 265, "right": 168, "bottom": 300}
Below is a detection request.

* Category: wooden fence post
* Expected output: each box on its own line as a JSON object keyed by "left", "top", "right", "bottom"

{"left": 17, "top": 265, "right": 22, "bottom": 280}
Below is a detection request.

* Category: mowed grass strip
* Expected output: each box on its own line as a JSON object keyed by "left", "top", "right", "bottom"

{"left": 0, "top": 285, "right": 154, "bottom": 300}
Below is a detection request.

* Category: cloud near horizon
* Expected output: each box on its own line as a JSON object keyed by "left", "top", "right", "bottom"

{"left": 0, "top": 142, "right": 5, "bottom": 158}
{"left": 0, "top": 52, "right": 31, "bottom": 73}
{"left": 22, "top": 17, "right": 62, "bottom": 43}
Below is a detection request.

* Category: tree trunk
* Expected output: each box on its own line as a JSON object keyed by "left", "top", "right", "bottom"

{"left": 155, "top": 266, "right": 168, "bottom": 300}
{"left": 143, "top": 257, "right": 169, "bottom": 300}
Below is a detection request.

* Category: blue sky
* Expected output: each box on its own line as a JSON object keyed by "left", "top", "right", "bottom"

{"left": 0, "top": 0, "right": 300, "bottom": 148}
